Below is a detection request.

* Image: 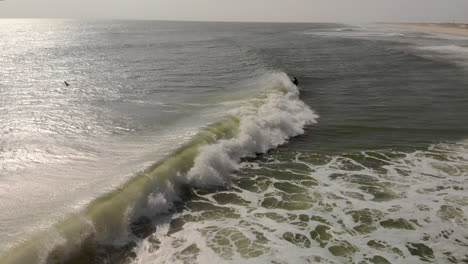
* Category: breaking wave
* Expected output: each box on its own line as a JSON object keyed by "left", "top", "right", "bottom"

{"left": 0, "top": 72, "right": 318, "bottom": 264}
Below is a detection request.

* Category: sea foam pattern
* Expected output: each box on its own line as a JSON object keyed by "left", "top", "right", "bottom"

{"left": 135, "top": 141, "right": 468, "bottom": 264}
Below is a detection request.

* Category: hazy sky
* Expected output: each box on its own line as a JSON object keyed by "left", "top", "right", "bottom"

{"left": 1, "top": 0, "right": 467, "bottom": 22}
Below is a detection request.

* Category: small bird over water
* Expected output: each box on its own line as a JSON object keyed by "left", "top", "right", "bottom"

{"left": 64, "top": 81, "right": 70, "bottom": 87}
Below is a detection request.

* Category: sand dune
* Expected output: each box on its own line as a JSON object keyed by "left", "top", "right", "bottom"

{"left": 394, "top": 23, "right": 468, "bottom": 37}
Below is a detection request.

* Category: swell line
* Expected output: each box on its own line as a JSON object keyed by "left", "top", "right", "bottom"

{"left": 1, "top": 72, "right": 318, "bottom": 264}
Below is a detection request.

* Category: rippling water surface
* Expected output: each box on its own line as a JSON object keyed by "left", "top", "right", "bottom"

{"left": 0, "top": 20, "right": 467, "bottom": 264}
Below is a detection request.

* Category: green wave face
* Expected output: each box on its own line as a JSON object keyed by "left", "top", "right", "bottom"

{"left": 0, "top": 116, "right": 241, "bottom": 264}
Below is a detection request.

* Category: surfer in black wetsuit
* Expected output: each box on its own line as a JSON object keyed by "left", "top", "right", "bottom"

{"left": 292, "top": 77, "right": 299, "bottom": 86}
{"left": 64, "top": 81, "right": 70, "bottom": 87}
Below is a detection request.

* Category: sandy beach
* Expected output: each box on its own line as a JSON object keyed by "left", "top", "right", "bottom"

{"left": 394, "top": 23, "right": 468, "bottom": 37}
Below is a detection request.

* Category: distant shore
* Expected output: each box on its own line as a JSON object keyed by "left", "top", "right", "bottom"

{"left": 391, "top": 23, "right": 468, "bottom": 37}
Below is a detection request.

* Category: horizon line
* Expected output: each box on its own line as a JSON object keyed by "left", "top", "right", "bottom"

{"left": 1, "top": 17, "right": 464, "bottom": 24}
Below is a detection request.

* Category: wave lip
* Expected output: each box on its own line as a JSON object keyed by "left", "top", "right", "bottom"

{"left": 1, "top": 72, "right": 318, "bottom": 264}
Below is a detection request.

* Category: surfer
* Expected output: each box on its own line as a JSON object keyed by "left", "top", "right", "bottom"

{"left": 292, "top": 76, "right": 299, "bottom": 86}
{"left": 64, "top": 81, "right": 70, "bottom": 87}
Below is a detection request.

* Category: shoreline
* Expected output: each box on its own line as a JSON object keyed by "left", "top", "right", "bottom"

{"left": 390, "top": 23, "right": 468, "bottom": 37}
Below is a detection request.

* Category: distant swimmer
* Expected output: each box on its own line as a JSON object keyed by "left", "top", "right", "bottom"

{"left": 292, "top": 77, "right": 299, "bottom": 86}
{"left": 64, "top": 81, "right": 70, "bottom": 87}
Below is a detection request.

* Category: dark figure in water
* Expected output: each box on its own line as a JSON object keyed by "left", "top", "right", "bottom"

{"left": 64, "top": 81, "right": 70, "bottom": 87}
{"left": 292, "top": 77, "right": 299, "bottom": 86}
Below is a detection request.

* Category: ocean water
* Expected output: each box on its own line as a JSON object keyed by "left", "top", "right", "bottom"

{"left": 0, "top": 20, "right": 467, "bottom": 264}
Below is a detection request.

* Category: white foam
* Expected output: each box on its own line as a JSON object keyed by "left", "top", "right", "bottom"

{"left": 187, "top": 72, "right": 318, "bottom": 186}
{"left": 134, "top": 140, "right": 468, "bottom": 264}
